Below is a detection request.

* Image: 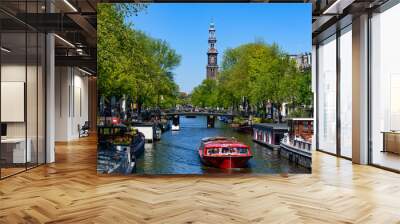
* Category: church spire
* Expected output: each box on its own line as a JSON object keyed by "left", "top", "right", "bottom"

{"left": 206, "top": 21, "right": 218, "bottom": 80}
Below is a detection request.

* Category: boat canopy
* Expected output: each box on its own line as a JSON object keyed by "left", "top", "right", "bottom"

{"left": 201, "top": 136, "right": 235, "bottom": 143}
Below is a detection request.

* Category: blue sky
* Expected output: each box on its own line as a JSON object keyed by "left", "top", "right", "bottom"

{"left": 125, "top": 3, "right": 311, "bottom": 93}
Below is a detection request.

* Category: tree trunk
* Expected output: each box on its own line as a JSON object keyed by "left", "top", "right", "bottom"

{"left": 265, "top": 101, "right": 268, "bottom": 119}
{"left": 137, "top": 96, "right": 143, "bottom": 117}
{"left": 277, "top": 103, "right": 282, "bottom": 123}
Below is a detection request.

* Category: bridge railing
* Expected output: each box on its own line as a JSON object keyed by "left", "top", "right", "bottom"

{"left": 162, "top": 110, "right": 235, "bottom": 116}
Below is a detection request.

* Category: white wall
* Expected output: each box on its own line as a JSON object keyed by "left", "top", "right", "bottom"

{"left": 54, "top": 67, "right": 89, "bottom": 141}
{"left": 1, "top": 64, "right": 26, "bottom": 138}
{"left": 55, "top": 66, "right": 69, "bottom": 141}
{"left": 1, "top": 62, "right": 46, "bottom": 164}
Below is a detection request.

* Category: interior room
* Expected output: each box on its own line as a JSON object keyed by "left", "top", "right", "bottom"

{"left": 313, "top": 1, "right": 400, "bottom": 173}
{"left": 0, "top": 9, "right": 46, "bottom": 178}
{"left": 370, "top": 3, "right": 400, "bottom": 171}
{"left": 0, "top": 0, "right": 97, "bottom": 179}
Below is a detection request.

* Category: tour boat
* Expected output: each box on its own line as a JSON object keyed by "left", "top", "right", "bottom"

{"left": 198, "top": 137, "right": 252, "bottom": 169}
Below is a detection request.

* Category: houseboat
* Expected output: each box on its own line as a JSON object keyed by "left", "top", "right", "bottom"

{"left": 198, "top": 137, "right": 252, "bottom": 169}
{"left": 280, "top": 118, "right": 313, "bottom": 168}
{"left": 97, "top": 124, "right": 145, "bottom": 174}
{"left": 252, "top": 123, "right": 289, "bottom": 149}
{"left": 131, "top": 122, "right": 157, "bottom": 142}
{"left": 287, "top": 118, "right": 313, "bottom": 142}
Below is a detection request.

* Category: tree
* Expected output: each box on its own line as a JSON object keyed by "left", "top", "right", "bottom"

{"left": 190, "top": 40, "right": 312, "bottom": 121}
{"left": 191, "top": 79, "right": 218, "bottom": 108}
{"left": 97, "top": 4, "right": 181, "bottom": 115}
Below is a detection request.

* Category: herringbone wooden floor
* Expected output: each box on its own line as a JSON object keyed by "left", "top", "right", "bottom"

{"left": 1, "top": 135, "right": 400, "bottom": 224}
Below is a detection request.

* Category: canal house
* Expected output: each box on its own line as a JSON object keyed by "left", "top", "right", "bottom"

{"left": 253, "top": 123, "right": 289, "bottom": 149}
{"left": 287, "top": 118, "right": 314, "bottom": 142}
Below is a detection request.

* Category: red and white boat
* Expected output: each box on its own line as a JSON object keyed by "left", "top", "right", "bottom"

{"left": 198, "top": 137, "right": 252, "bottom": 169}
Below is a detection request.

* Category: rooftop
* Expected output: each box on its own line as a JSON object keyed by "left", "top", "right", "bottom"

{"left": 253, "top": 123, "right": 289, "bottom": 130}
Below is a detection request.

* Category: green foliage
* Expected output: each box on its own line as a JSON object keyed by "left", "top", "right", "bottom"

{"left": 176, "top": 92, "right": 190, "bottom": 106}
{"left": 252, "top": 117, "right": 262, "bottom": 124}
{"left": 233, "top": 117, "right": 247, "bottom": 125}
{"left": 262, "top": 118, "right": 274, "bottom": 123}
{"left": 287, "top": 108, "right": 311, "bottom": 118}
{"left": 190, "top": 79, "right": 219, "bottom": 108}
{"left": 190, "top": 41, "right": 312, "bottom": 118}
{"left": 97, "top": 4, "right": 181, "bottom": 110}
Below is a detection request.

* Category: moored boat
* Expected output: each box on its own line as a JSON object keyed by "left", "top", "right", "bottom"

{"left": 97, "top": 124, "right": 145, "bottom": 174}
{"left": 171, "top": 115, "right": 180, "bottom": 131}
{"left": 279, "top": 118, "right": 313, "bottom": 168}
{"left": 154, "top": 127, "right": 162, "bottom": 140}
{"left": 198, "top": 137, "right": 252, "bottom": 169}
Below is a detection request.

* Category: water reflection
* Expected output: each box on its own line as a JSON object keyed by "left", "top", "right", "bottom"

{"left": 135, "top": 116, "right": 310, "bottom": 174}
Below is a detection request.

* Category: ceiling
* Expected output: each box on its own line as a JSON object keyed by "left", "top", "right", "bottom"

{"left": 1, "top": 0, "right": 393, "bottom": 74}
{"left": 1, "top": 0, "right": 98, "bottom": 74}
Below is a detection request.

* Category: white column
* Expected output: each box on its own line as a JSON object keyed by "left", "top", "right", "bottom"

{"left": 352, "top": 14, "right": 369, "bottom": 164}
{"left": 312, "top": 45, "right": 317, "bottom": 150}
{"left": 46, "top": 32, "right": 55, "bottom": 163}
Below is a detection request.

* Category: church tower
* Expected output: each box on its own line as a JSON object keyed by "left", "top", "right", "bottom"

{"left": 206, "top": 22, "right": 218, "bottom": 79}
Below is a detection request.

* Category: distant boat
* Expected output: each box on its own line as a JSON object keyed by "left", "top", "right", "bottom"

{"left": 198, "top": 137, "right": 252, "bottom": 169}
{"left": 159, "top": 120, "right": 171, "bottom": 132}
{"left": 154, "top": 127, "right": 162, "bottom": 140}
{"left": 172, "top": 115, "right": 180, "bottom": 131}
{"left": 171, "top": 124, "right": 180, "bottom": 131}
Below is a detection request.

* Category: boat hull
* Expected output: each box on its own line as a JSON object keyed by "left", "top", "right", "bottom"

{"left": 131, "top": 133, "right": 145, "bottom": 158}
{"left": 132, "top": 140, "right": 145, "bottom": 158}
{"left": 200, "top": 155, "right": 251, "bottom": 169}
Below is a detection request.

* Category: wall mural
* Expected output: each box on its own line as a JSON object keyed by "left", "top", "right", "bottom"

{"left": 97, "top": 3, "right": 313, "bottom": 175}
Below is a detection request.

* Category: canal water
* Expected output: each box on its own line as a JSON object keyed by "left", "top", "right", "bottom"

{"left": 135, "top": 116, "right": 310, "bottom": 174}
